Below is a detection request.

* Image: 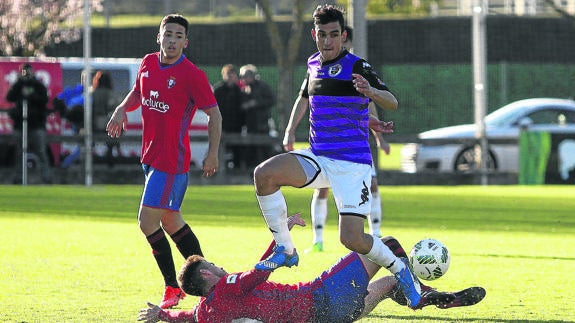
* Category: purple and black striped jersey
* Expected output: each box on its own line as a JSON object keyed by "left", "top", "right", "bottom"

{"left": 300, "top": 50, "right": 389, "bottom": 165}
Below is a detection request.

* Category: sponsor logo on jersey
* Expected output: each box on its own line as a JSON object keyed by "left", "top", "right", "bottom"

{"left": 142, "top": 89, "right": 170, "bottom": 113}
{"left": 142, "top": 70, "right": 149, "bottom": 78}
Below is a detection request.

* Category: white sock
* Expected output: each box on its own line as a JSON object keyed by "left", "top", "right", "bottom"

{"left": 256, "top": 190, "right": 294, "bottom": 253}
{"left": 310, "top": 192, "right": 328, "bottom": 244}
{"left": 366, "top": 237, "right": 404, "bottom": 274}
{"left": 369, "top": 192, "right": 382, "bottom": 237}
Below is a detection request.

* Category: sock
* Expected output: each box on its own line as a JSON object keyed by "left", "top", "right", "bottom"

{"left": 310, "top": 192, "right": 328, "bottom": 244}
{"left": 366, "top": 236, "right": 404, "bottom": 274}
{"left": 257, "top": 190, "right": 294, "bottom": 253}
{"left": 369, "top": 192, "right": 382, "bottom": 237}
{"left": 147, "top": 229, "right": 178, "bottom": 287}
{"left": 170, "top": 224, "right": 203, "bottom": 258}
{"left": 384, "top": 237, "right": 408, "bottom": 258}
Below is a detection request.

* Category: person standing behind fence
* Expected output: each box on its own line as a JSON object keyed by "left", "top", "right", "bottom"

{"left": 92, "top": 70, "right": 120, "bottom": 168}
{"left": 239, "top": 64, "right": 277, "bottom": 168}
{"left": 106, "top": 13, "right": 222, "bottom": 309}
{"left": 213, "top": 64, "right": 245, "bottom": 169}
{"left": 6, "top": 63, "right": 52, "bottom": 184}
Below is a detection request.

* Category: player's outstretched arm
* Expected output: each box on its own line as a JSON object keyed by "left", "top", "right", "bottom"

{"left": 137, "top": 302, "right": 161, "bottom": 322}
{"left": 138, "top": 301, "right": 198, "bottom": 323}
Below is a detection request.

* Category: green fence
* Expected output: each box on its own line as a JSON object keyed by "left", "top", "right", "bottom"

{"left": 202, "top": 62, "right": 575, "bottom": 141}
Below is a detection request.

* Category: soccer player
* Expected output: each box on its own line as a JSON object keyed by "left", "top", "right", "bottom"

{"left": 106, "top": 14, "right": 222, "bottom": 309}
{"left": 251, "top": 5, "right": 422, "bottom": 307}
{"left": 307, "top": 26, "right": 391, "bottom": 253}
{"left": 137, "top": 213, "right": 486, "bottom": 322}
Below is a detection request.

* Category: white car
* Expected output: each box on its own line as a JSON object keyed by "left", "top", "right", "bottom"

{"left": 401, "top": 98, "right": 575, "bottom": 173}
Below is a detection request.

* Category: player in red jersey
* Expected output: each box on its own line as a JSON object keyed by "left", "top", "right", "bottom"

{"left": 138, "top": 213, "right": 486, "bottom": 322}
{"left": 107, "top": 14, "right": 222, "bottom": 309}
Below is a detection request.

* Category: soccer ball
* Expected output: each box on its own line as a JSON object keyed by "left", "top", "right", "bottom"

{"left": 409, "top": 238, "right": 451, "bottom": 281}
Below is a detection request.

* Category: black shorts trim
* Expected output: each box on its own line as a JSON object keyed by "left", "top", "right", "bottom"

{"left": 340, "top": 212, "right": 367, "bottom": 219}
{"left": 290, "top": 152, "right": 321, "bottom": 188}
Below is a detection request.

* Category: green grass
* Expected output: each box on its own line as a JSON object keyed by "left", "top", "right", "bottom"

{"left": 1, "top": 185, "right": 574, "bottom": 322}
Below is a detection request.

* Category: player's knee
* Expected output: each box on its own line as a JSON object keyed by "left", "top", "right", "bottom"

{"left": 340, "top": 235, "right": 370, "bottom": 254}
{"left": 254, "top": 163, "right": 272, "bottom": 185}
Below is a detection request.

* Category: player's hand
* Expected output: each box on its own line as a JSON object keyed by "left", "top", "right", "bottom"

{"left": 287, "top": 212, "right": 306, "bottom": 230}
{"left": 137, "top": 302, "right": 161, "bottom": 323}
{"left": 106, "top": 108, "right": 127, "bottom": 138}
{"left": 352, "top": 74, "right": 372, "bottom": 96}
{"left": 282, "top": 132, "right": 296, "bottom": 151}
{"left": 369, "top": 117, "right": 394, "bottom": 135}
{"left": 202, "top": 153, "right": 219, "bottom": 177}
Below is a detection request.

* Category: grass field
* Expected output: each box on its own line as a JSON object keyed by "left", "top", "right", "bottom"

{"left": 1, "top": 185, "right": 574, "bottom": 322}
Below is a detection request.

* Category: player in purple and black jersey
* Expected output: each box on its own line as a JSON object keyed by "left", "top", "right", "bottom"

{"left": 251, "top": 4, "right": 421, "bottom": 308}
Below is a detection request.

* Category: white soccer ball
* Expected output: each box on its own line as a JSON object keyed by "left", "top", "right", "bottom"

{"left": 409, "top": 238, "right": 451, "bottom": 281}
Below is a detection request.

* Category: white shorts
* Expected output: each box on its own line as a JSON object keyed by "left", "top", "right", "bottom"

{"left": 290, "top": 149, "right": 372, "bottom": 217}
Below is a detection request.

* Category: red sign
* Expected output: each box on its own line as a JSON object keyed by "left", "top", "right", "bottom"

{"left": 0, "top": 58, "right": 63, "bottom": 110}
{"left": 0, "top": 58, "right": 64, "bottom": 164}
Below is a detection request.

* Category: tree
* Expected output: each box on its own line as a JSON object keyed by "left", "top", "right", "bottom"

{"left": 254, "top": 0, "right": 307, "bottom": 131}
{"left": 0, "top": 0, "right": 102, "bottom": 57}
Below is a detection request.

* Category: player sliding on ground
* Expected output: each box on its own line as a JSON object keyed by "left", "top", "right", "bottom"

{"left": 138, "top": 213, "right": 486, "bottom": 322}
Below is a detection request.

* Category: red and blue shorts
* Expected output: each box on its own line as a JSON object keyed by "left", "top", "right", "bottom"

{"left": 141, "top": 164, "right": 188, "bottom": 211}
{"left": 312, "top": 252, "right": 369, "bottom": 323}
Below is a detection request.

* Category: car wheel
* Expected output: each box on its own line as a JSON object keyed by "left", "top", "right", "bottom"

{"left": 454, "top": 146, "right": 496, "bottom": 173}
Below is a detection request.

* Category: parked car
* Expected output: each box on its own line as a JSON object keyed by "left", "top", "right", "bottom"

{"left": 401, "top": 98, "right": 575, "bottom": 173}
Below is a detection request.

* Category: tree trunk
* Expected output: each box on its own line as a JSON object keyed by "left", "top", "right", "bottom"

{"left": 255, "top": 0, "right": 306, "bottom": 133}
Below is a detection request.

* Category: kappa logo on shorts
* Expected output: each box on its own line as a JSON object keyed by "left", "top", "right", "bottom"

{"left": 359, "top": 181, "right": 369, "bottom": 206}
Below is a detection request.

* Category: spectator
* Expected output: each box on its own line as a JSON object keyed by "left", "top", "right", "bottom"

{"left": 53, "top": 82, "right": 84, "bottom": 169}
{"left": 213, "top": 64, "right": 245, "bottom": 169}
{"left": 92, "top": 70, "right": 120, "bottom": 167}
{"left": 239, "top": 64, "right": 277, "bottom": 168}
{"left": 6, "top": 63, "right": 51, "bottom": 184}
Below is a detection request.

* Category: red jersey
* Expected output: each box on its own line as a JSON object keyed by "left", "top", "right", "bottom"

{"left": 157, "top": 243, "right": 369, "bottom": 322}
{"left": 134, "top": 53, "right": 217, "bottom": 174}
{"left": 159, "top": 269, "right": 315, "bottom": 323}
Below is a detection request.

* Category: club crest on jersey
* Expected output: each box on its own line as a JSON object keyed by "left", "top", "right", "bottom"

{"left": 167, "top": 76, "right": 176, "bottom": 89}
{"left": 328, "top": 64, "right": 343, "bottom": 77}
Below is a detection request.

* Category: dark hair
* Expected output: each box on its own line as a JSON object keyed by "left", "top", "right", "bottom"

{"left": 344, "top": 25, "right": 353, "bottom": 42}
{"left": 160, "top": 14, "right": 189, "bottom": 35}
{"left": 178, "top": 255, "right": 207, "bottom": 296}
{"left": 312, "top": 4, "right": 345, "bottom": 31}
{"left": 92, "top": 70, "right": 113, "bottom": 90}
